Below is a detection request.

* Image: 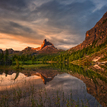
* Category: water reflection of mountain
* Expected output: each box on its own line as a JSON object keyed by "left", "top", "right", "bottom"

{"left": 51, "top": 63, "right": 107, "bottom": 107}
{"left": 70, "top": 73, "right": 107, "bottom": 107}
{"left": 25, "top": 72, "right": 56, "bottom": 84}
{"left": 0, "top": 69, "right": 58, "bottom": 85}
{"left": 0, "top": 71, "right": 101, "bottom": 107}
{"left": 0, "top": 66, "right": 107, "bottom": 106}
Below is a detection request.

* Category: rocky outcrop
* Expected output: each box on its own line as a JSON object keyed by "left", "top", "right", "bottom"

{"left": 41, "top": 39, "right": 55, "bottom": 49}
{"left": 69, "top": 12, "right": 107, "bottom": 51}
{"left": 38, "top": 39, "right": 61, "bottom": 54}
{"left": 39, "top": 45, "right": 59, "bottom": 54}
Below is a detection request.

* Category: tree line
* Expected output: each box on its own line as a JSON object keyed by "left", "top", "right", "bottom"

{"left": 0, "top": 38, "right": 107, "bottom": 65}
{"left": 0, "top": 49, "right": 12, "bottom": 65}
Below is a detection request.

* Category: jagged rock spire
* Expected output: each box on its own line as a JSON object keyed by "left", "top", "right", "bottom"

{"left": 41, "top": 39, "right": 54, "bottom": 49}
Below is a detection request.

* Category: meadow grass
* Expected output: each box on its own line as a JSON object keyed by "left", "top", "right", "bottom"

{"left": 21, "top": 64, "right": 49, "bottom": 69}
{"left": 0, "top": 64, "right": 50, "bottom": 71}
{"left": 12, "top": 60, "right": 42, "bottom": 65}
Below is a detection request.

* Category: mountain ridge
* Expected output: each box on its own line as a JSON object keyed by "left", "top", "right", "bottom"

{"left": 69, "top": 11, "right": 107, "bottom": 51}
{"left": 0, "top": 39, "right": 62, "bottom": 55}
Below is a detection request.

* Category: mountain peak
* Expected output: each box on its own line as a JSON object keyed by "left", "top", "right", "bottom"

{"left": 69, "top": 11, "right": 107, "bottom": 51}
{"left": 43, "top": 39, "right": 47, "bottom": 43}
{"left": 41, "top": 39, "right": 54, "bottom": 49}
{"left": 22, "top": 39, "right": 61, "bottom": 54}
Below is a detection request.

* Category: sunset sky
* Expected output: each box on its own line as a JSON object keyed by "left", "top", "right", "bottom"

{"left": 0, "top": 0, "right": 107, "bottom": 50}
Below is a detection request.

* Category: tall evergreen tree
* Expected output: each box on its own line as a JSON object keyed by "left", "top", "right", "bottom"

{"left": 4, "top": 49, "right": 9, "bottom": 61}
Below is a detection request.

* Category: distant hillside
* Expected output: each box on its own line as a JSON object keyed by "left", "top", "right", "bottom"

{"left": 69, "top": 12, "right": 107, "bottom": 51}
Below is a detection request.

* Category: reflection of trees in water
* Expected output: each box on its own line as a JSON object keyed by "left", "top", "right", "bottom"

{"left": 51, "top": 63, "right": 107, "bottom": 83}
{"left": 0, "top": 70, "right": 20, "bottom": 80}
{"left": 51, "top": 63, "right": 107, "bottom": 107}
{"left": 5, "top": 70, "right": 9, "bottom": 77}
{"left": 14, "top": 70, "right": 20, "bottom": 80}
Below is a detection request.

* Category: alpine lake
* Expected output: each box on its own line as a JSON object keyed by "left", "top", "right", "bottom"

{"left": 0, "top": 63, "right": 107, "bottom": 107}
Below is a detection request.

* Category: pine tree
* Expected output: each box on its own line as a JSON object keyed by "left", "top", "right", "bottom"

{"left": 4, "top": 49, "right": 9, "bottom": 61}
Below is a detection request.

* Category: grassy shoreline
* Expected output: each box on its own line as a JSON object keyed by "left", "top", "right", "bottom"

{"left": 0, "top": 64, "right": 50, "bottom": 72}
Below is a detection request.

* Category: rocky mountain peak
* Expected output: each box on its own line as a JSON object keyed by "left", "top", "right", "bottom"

{"left": 41, "top": 39, "right": 54, "bottom": 49}
{"left": 22, "top": 39, "right": 61, "bottom": 54}
{"left": 43, "top": 39, "right": 47, "bottom": 44}
{"left": 69, "top": 11, "right": 107, "bottom": 51}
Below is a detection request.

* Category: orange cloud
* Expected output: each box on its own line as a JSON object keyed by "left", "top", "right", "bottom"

{"left": 0, "top": 33, "right": 41, "bottom": 50}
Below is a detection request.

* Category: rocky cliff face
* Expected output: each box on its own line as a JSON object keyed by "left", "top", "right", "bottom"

{"left": 39, "top": 39, "right": 60, "bottom": 54}
{"left": 39, "top": 45, "right": 59, "bottom": 54}
{"left": 69, "top": 12, "right": 107, "bottom": 51}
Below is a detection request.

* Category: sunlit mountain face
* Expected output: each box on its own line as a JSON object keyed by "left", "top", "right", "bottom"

{"left": 0, "top": 0, "right": 107, "bottom": 50}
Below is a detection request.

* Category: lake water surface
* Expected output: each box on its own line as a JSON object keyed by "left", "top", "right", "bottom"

{"left": 0, "top": 69, "right": 102, "bottom": 107}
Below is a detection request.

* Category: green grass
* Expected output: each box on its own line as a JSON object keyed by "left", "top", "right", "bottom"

{"left": 21, "top": 64, "right": 49, "bottom": 69}
{"left": 12, "top": 60, "right": 42, "bottom": 65}
{"left": 0, "top": 64, "right": 50, "bottom": 72}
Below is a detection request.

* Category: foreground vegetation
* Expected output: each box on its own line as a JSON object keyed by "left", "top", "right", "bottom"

{"left": 0, "top": 82, "right": 100, "bottom": 107}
